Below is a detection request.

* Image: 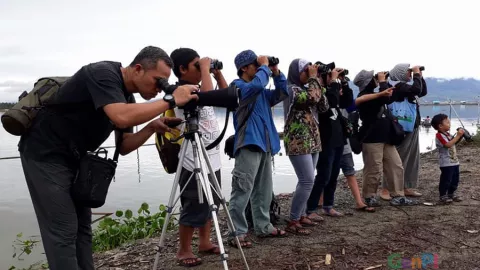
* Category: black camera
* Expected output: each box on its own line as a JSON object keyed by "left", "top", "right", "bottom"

{"left": 408, "top": 66, "right": 425, "bottom": 72}
{"left": 156, "top": 79, "right": 240, "bottom": 111}
{"left": 267, "top": 56, "right": 280, "bottom": 66}
{"left": 340, "top": 69, "right": 349, "bottom": 76}
{"left": 457, "top": 127, "right": 473, "bottom": 142}
{"left": 315, "top": 61, "right": 335, "bottom": 75}
{"left": 374, "top": 71, "right": 390, "bottom": 80}
{"left": 194, "top": 59, "right": 223, "bottom": 71}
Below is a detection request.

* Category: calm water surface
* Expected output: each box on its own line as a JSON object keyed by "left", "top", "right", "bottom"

{"left": 0, "top": 105, "right": 478, "bottom": 268}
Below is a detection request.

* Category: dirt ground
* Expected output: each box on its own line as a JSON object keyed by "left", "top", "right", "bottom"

{"left": 94, "top": 144, "right": 480, "bottom": 270}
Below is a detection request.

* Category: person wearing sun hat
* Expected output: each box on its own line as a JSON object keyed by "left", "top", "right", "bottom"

{"left": 379, "top": 63, "right": 427, "bottom": 200}
{"left": 227, "top": 49, "right": 289, "bottom": 248}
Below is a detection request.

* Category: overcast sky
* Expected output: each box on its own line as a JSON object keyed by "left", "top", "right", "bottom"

{"left": 0, "top": 0, "right": 478, "bottom": 102}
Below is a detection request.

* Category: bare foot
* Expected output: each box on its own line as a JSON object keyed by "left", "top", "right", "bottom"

{"left": 198, "top": 243, "right": 220, "bottom": 254}
{"left": 380, "top": 189, "right": 392, "bottom": 201}
{"left": 307, "top": 212, "right": 324, "bottom": 222}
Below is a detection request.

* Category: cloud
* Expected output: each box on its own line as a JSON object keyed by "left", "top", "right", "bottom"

{"left": 1, "top": 0, "right": 479, "bottom": 102}
{"left": 0, "top": 80, "right": 34, "bottom": 102}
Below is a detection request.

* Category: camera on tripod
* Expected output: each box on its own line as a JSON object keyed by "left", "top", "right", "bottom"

{"left": 194, "top": 59, "right": 223, "bottom": 71}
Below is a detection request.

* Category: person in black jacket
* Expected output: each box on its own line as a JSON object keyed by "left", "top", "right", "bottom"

{"left": 306, "top": 64, "right": 353, "bottom": 219}
{"left": 354, "top": 70, "right": 417, "bottom": 207}
{"left": 380, "top": 64, "right": 427, "bottom": 200}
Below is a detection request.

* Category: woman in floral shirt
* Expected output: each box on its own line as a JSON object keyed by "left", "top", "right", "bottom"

{"left": 282, "top": 58, "right": 329, "bottom": 235}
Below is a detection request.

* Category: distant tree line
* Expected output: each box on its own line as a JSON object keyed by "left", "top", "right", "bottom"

{"left": 0, "top": 102, "right": 15, "bottom": 109}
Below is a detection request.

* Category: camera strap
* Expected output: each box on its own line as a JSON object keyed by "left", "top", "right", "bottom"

{"left": 206, "top": 86, "right": 261, "bottom": 151}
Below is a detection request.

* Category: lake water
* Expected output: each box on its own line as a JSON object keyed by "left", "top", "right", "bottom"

{"left": 1, "top": 105, "right": 479, "bottom": 268}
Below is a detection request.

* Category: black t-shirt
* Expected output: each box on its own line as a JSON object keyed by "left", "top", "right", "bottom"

{"left": 19, "top": 61, "right": 135, "bottom": 164}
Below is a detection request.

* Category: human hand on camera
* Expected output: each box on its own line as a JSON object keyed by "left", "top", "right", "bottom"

{"left": 198, "top": 57, "right": 212, "bottom": 71}
{"left": 411, "top": 65, "right": 422, "bottom": 74}
{"left": 212, "top": 68, "right": 223, "bottom": 79}
{"left": 380, "top": 87, "right": 394, "bottom": 97}
{"left": 172, "top": 84, "right": 199, "bottom": 106}
{"left": 149, "top": 117, "right": 183, "bottom": 134}
{"left": 270, "top": 65, "right": 280, "bottom": 76}
{"left": 308, "top": 64, "right": 318, "bottom": 78}
{"left": 257, "top": 56, "right": 269, "bottom": 66}
{"left": 330, "top": 68, "right": 342, "bottom": 80}
{"left": 377, "top": 72, "right": 387, "bottom": 82}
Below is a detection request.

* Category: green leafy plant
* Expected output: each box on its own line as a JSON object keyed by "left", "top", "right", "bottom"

{"left": 92, "top": 202, "right": 177, "bottom": 252}
{"left": 9, "top": 233, "right": 48, "bottom": 270}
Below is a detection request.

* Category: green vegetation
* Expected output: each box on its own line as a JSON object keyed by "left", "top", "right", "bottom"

{"left": 0, "top": 102, "right": 15, "bottom": 109}
{"left": 9, "top": 202, "right": 177, "bottom": 269}
{"left": 92, "top": 202, "right": 177, "bottom": 252}
{"left": 9, "top": 233, "right": 48, "bottom": 270}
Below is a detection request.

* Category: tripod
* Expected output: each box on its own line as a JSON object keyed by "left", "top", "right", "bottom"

{"left": 152, "top": 108, "right": 250, "bottom": 270}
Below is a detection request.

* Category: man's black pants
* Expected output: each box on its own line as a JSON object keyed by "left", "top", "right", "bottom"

{"left": 20, "top": 154, "right": 94, "bottom": 270}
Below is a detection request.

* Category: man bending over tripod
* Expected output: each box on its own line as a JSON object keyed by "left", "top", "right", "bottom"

{"left": 17, "top": 46, "right": 198, "bottom": 270}
{"left": 169, "top": 48, "right": 228, "bottom": 267}
{"left": 228, "top": 49, "right": 289, "bottom": 248}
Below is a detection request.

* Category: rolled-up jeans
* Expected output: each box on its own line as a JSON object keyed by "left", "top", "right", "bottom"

{"left": 289, "top": 153, "right": 319, "bottom": 221}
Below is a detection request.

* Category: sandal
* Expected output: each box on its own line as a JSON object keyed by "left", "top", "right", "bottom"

{"left": 355, "top": 206, "right": 376, "bottom": 213}
{"left": 178, "top": 257, "right": 202, "bottom": 267}
{"left": 322, "top": 208, "right": 344, "bottom": 217}
{"left": 258, "top": 227, "right": 287, "bottom": 238}
{"left": 299, "top": 216, "right": 318, "bottom": 227}
{"left": 285, "top": 221, "right": 311, "bottom": 235}
{"left": 307, "top": 213, "right": 324, "bottom": 222}
{"left": 228, "top": 238, "right": 252, "bottom": 249}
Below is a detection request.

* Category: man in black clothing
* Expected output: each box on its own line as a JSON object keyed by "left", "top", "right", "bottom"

{"left": 306, "top": 66, "right": 353, "bottom": 219}
{"left": 18, "top": 46, "right": 199, "bottom": 270}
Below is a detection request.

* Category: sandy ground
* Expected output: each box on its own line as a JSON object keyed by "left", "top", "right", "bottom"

{"left": 94, "top": 144, "right": 480, "bottom": 270}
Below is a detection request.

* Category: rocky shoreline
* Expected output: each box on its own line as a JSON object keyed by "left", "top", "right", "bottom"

{"left": 93, "top": 144, "right": 480, "bottom": 270}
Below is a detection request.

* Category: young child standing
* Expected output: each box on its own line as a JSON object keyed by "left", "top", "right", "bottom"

{"left": 431, "top": 113, "right": 464, "bottom": 204}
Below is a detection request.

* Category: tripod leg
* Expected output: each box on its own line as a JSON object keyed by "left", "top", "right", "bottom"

{"left": 197, "top": 135, "right": 250, "bottom": 270}
{"left": 152, "top": 140, "right": 190, "bottom": 270}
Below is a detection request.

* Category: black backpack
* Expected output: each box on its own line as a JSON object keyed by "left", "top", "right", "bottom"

{"left": 245, "top": 192, "right": 282, "bottom": 229}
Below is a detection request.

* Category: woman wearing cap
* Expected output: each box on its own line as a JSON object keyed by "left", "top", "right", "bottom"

{"left": 353, "top": 70, "right": 417, "bottom": 207}
{"left": 283, "top": 59, "right": 329, "bottom": 235}
{"left": 379, "top": 64, "right": 427, "bottom": 200}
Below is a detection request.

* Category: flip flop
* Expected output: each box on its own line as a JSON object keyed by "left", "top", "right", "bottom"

{"left": 355, "top": 206, "right": 376, "bottom": 213}
{"left": 199, "top": 245, "right": 228, "bottom": 255}
{"left": 299, "top": 216, "right": 318, "bottom": 227}
{"left": 322, "top": 208, "right": 344, "bottom": 217}
{"left": 178, "top": 257, "right": 202, "bottom": 267}
{"left": 228, "top": 238, "right": 252, "bottom": 249}
{"left": 258, "top": 228, "right": 287, "bottom": 238}
{"left": 307, "top": 213, "right": 324, "bottom": 222}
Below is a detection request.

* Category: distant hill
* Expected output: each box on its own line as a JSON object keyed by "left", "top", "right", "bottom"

{"left": 347, "top": 77, "right": 480, "bottom": 103}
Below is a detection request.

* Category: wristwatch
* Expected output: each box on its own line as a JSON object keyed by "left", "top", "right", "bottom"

{"left": 163, "top": 94, "right": 176, "bottom": 109}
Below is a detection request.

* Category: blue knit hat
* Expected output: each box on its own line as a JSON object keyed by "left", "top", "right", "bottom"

{"left": 234, "top": 50, "right": 257, "bottom": 71}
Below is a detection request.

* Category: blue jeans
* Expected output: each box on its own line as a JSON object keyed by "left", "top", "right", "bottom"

{"left": 307, "top": 144, "right": 344, "bottom": 213}
{"left": 288, "top": 153, "right": 319, "bottom": 221}
{"left": 439, "top": 165, "right": 460, "bottom": 197}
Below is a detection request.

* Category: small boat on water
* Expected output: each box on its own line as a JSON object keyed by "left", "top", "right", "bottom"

{"left": 421, "top": 117, "right": 432, "bottom": 127}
